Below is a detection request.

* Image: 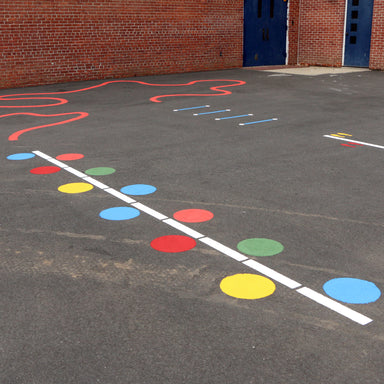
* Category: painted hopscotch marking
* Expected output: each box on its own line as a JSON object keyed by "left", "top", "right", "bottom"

{"left": 324, "top": 135, "right": 384, "bottom": 150}
{"left": 239, "top": 118, "right": 278, "bottom": 126}
{"left": 215, "top": 114, "right": 254, "bottom": 121}
{"left": 31, "top": 150, "right": 373, "bottom": 325}
{"left": 193, "top": 109, "right": 231, "bottom": 116}
{"left": 173, "top": 105, "right": 210, "bottom": 112}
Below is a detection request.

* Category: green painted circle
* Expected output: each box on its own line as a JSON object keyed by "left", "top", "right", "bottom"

{"left": 85, "top": 167, "right": 116, "bottom": 176}
{"left": 237, "top": 238, "right": 284, "bottom": 257}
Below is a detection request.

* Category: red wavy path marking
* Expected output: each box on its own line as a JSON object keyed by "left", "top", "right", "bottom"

{"left": 0, "top": 79, "right": 246, "bottom": 140}
{"left": 5, "top": 112, "right": 89, "bottom": 141}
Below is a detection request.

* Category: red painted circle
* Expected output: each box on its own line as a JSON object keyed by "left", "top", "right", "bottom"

{"left": 151, "top": 235, "right": 196, "bottom": 253}
{"left": 30, "top": 166, "right": 61, "bottom": 175}
{"left": 173, "top": 209, "right": 214, "bottom": 223}
{"left": 56, "top": 153, "right": 84, "bottom": 161}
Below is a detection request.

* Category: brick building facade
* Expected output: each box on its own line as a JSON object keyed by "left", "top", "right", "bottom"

{"left": 1, "top": 0, "right": 383, "bottom": 89}
{"left": 288, "top": 0, "right": 383, "bottom": 69}
{"left": 1, "top": 0, "right": 243, "bottom": 89}
{"left": 369, "top": 0, "right": 384, "bottom": 70}
{"left": 288, "top": 0, "right": 346, "bottom": 67}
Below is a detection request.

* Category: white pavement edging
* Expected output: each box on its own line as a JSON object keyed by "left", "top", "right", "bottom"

{"left": 32, "top": 150, "right": 373, "bottom": 326}
{"left": 257, "top": 66, "right": 370, "bottom": 76}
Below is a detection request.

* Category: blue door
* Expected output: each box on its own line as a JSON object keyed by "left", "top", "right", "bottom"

{"left": 243, "top": 0, "right": 288, "bottom": 66}
{"left": 344, "top": 0, "right": 374, "bottom": 67}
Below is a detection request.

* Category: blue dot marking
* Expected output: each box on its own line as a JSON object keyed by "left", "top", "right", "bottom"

{"left": 323, "top": 277, "right": 381, "bottom": 304}
{"left": 99, "top": 207, "right": 140, "bottom": 221}
{"left": 7, "top": 153, "right": 35, "bottom": 160}
{"left": 120, "top": 184, "right": 157, "bottom": 196}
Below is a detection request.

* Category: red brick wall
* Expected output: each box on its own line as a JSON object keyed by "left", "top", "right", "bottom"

{"left": 0, "top": 0, "right": 243, "bottom": 89}
{"left": 370, "top": 1, "right": 384, "bottom": 70}
{"left": 287, "top": 0, "right": 300, "bottom": 66}
{"left": 296, "top": 0, "right": 346, "bottom": 67}
{"left": 289, "top": 0, "right": 384, "bottom": 70}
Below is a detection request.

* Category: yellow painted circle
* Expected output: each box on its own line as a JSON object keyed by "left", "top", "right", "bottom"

{"left": 58, "top": 182, "right": 94, "bottom": 194}
{"left": 220, "top": 273, "right": 276, "bottom": 300}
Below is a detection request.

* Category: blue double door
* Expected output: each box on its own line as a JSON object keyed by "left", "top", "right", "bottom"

{"left": 243, "top": 0, "right": 288, "bottom": 66}
{"left": 344, "top": 0, "right": 374, "bottom": 67}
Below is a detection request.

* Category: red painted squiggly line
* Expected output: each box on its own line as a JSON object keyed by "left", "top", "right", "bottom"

{"left": 5, "top": 112, "right": 89, "bottom": 141}
{"left": 0, "top": 79, "right": 246, "bottom": 140}
{"left": 148, "top": 79, "right": 247, "bottom": 102}
{"left": 0, "top": 97, "right": 69, "bottom": 108}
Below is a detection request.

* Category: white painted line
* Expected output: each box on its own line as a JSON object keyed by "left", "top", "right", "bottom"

{"left": 242, "top": 259, "right": 302, "bottom": 289}
{"left": 199, "top": 237, "right": 248, "bottom": 262}
{"left": 32, "top": 150, "right": 52, "bottom": 160}
{"left": 324, "top": 135, "right": 384, "bottom": 150}
{"left": 42, "top": 157, "right": 70, "bottom": 168}
{"left": 82, "top": 176, "right": 109, "bottom": 190}
{"left": 163, "top": 218, "right": 205, "bottom": 239}
{"left": 132, "top": 202, "right": 168, "bottom": 221}
{"left": 64, "top": 167, "right": 88, "bottom": 178}
{"left": 104, "top": 188, "right": 137, "bottom": 204}
{"left": 296, "top": 287, "right": 373, "bottom": 326}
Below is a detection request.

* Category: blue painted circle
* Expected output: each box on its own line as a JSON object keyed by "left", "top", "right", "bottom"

{"left": 99, "top": 207, "right": 140, "bottom": 221}
{"left": 323, "top": 278, "right": 381, "bottom": 304}
{"left": 7, "top": 153, "right": 35, "bottom": 160}
{"left": 120, "top": 184, "right": 157, "bottom": 196}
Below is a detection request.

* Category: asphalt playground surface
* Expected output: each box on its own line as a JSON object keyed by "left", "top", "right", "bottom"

{"left": 1, "top": 67, "right": 384, "bottom": 383}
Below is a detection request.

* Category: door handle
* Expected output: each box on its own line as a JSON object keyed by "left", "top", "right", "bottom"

{"left": 266, "top": 28, "right": 269, "bottom": 40}
{"left": 262, "top": 28, "right": 265, "bottom": 41}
